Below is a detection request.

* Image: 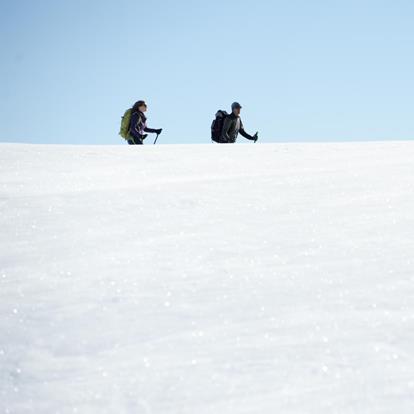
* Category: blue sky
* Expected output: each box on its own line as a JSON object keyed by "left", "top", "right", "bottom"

{"left": 1, "top": 0, "right": 413, "bottom": 144}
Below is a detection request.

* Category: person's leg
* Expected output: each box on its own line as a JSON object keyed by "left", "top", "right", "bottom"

{"left": 128, "top": 137, "right": 143, "bottom": 145}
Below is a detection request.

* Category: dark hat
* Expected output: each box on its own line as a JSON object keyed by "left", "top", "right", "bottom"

{"left": 136, "top": 100, "right": 147, "bottom": 107}
{"left": 231, "top": 102, "right": 242, "bottom": 110}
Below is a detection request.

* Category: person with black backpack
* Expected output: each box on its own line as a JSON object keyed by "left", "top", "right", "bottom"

{"left": 211, "top": 102, "right": 258, "bottom": 144}
{"left": 128, "top": 100, "right": 163, "bottom": 145}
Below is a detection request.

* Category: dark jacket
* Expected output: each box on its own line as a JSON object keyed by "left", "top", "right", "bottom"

{"left": 129, "top": 111, "right": 158, "bottom": 143}
{"left": 221, "top": 113, "right": 255, "bottom": 143}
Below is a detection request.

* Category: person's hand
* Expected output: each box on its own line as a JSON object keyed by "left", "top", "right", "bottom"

{"left": 156, "top": 128, "right": 163, "bottom": 135}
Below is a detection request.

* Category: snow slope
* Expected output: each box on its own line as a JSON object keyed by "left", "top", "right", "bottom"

{"left": 1, "top": 142, "right": 414, "bottom": 414}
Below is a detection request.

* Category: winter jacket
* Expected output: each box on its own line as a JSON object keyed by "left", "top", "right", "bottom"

{"left": 221, "top": 113, "right": 255, "bottom": 143}
{"left": 129, "top": 111, "right": 158, "bottom": 142}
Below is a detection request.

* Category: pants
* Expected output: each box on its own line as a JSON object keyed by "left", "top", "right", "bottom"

{"left": 128, "top": 136, "right": 143, "bottom": 145}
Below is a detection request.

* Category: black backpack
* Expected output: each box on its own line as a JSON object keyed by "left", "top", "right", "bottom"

{"left": 211, "top": 110, "right": 228, "bottom": 143}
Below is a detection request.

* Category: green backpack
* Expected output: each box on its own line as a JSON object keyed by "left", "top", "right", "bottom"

{"left": 119, "top": 108, "right": 132, "bottom": 140}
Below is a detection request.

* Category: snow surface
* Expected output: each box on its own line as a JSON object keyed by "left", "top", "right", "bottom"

{"left": 1, "top": 142, "right": 414, "bottom": 413}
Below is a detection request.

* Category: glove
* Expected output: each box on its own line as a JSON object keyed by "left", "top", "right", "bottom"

{"left": 253, "top": 132, "right": 259, "bottom": 142}
{"left": 155, "top": 128, "right": 163, "bottom": 135}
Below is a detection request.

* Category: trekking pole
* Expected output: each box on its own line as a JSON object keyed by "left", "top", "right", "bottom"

{"left": 154, "top": 133, "right": 160, "bottom": 145}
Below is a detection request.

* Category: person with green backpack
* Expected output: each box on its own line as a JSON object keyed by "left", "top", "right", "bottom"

{"left": 119, "top": 100, "right": 163, "bottom": 145}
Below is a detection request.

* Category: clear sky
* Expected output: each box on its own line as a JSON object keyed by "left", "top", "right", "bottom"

{"left": 1, "top": 0, "right": 413, "bottom": 144}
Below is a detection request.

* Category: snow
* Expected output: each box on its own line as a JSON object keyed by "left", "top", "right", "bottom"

{"left": 1, "top": 142, "right": 414, "bottom": 413}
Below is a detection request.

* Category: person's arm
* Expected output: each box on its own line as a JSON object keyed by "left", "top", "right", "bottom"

{"left": 221, "top": 116, "right": 232, "bottom": 142}
{"left": 144, "top": 126, "right": 162, "bottom": 134}
{"left": 239, "top": 128, "right": 254, "bottom": 140}
{"left": 239, "top": 120, "right": 255, "bottom": 141}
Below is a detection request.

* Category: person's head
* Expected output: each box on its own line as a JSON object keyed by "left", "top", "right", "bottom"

{"left": 231, "top": 102, "right": 242, "bottom": 116}
{"left": 133, "top": 100, "right": 148, "bottom": 113}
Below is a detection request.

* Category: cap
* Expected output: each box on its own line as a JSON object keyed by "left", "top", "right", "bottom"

{"left": 231, "top": 102, "right": 242, "bottom": 110}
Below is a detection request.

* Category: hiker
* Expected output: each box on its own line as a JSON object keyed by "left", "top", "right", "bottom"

{"left": 212, "top": 102, "right": 258, "bottom": 144}
{"left": 128, "top": 100, "right": 163, "bottom": 145}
